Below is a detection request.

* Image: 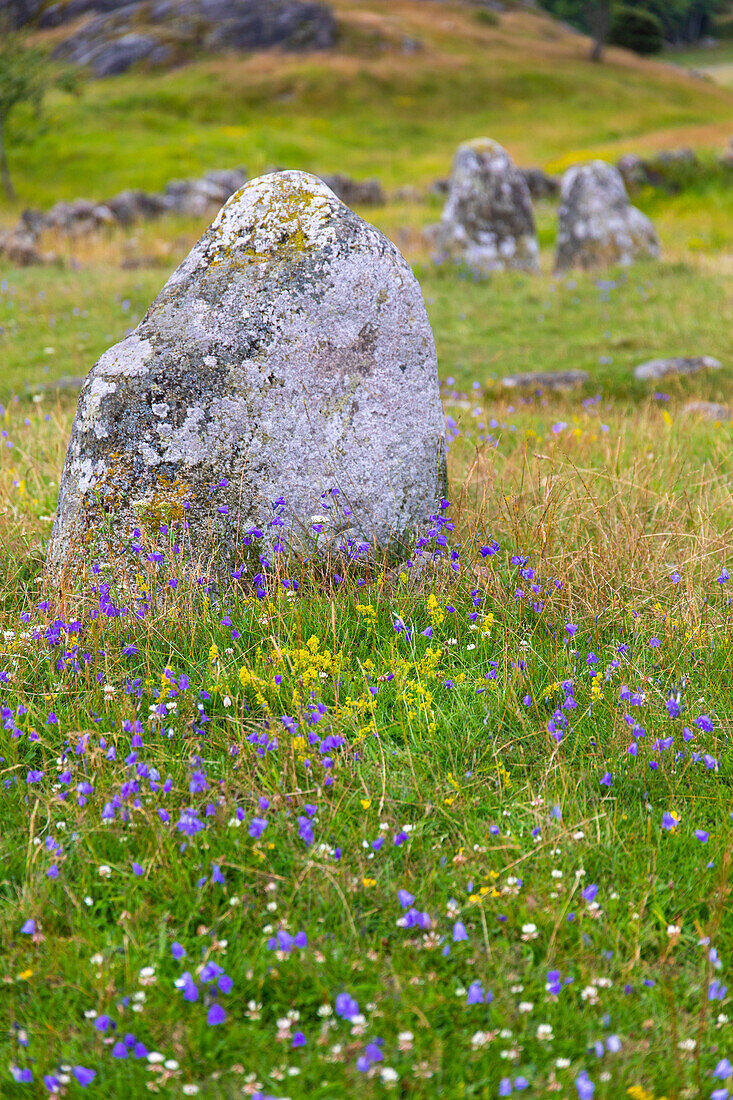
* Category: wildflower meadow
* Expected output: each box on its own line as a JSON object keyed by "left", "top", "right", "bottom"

{"left": 1, "top": 4, "right": 733, "bottom": 1099}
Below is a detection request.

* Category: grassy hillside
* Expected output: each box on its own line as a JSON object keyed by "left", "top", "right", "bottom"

{"left": 2, "top": 0, "right": 733, "bottom": 215}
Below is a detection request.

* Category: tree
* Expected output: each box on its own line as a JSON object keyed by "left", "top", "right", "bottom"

{"left": 537, "top": 0, "right": 733, "bottom": 50}
{"left": 609, "top": 5, "right": 664, "bottom": 53}
{"left": 588, "top": 0, "right": 612, "bottom": 60}
{"left": 0, "top": 27, "right": 54, "bottom": 200}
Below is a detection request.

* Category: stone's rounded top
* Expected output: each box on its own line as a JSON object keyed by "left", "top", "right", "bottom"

{"left": 461, "top": 137, "right": 506, "bottom": 158}
{"left": 560, "top": 160, "right": 631, "bottom": 211}
{"left": 209, "top": 170, "right": 341, "bottom": 258}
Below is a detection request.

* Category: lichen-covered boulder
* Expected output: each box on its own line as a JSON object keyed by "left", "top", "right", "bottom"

{"left": 428, "top": 138, "right": 539, "bottom": 274}
{"left": 555, "top": 161, "right": 659, "bottom": 272}
{"left": 48, "top": 171, "right": 446, "bottom": 578}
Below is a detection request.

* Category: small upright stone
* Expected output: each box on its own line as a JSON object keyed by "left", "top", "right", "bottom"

{"left": 555, "top": 161, "right": 659, "bottom": 272}
{"left": 428, "top": 138, "right": 539, "bottom": 273}
{"left": 48, "top": 171, "right": 447, "bottom": 578}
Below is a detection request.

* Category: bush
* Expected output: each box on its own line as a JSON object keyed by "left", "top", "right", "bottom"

{"left": 474, "top": 9, "right": 500, "bottom": 27}
{"left": 609, "top": 6, "right": 664, "bottom": 55}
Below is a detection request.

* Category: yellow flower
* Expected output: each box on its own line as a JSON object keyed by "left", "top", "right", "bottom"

{"left": 209, "top": 643, "right": 219, "bottom": 661}
{"left": 18, "top": 969, "right": 33, "bottom": 981}
{"left": 426, "top": 593, "right": 445, "bottom": 627}
{"left": 362, "top": 877, "right": 376, "bottom": 888}
{"left": 360, "top": 798, "right": 372, "bottom": 810}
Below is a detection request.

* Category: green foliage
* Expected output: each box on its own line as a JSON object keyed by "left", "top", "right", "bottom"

{"left": 0, "top": 27, "right": 77, "bottom": 200}
{"left": 537, "top": 0, "right": 733, "bottom": 44}
{"left": 609, "top": 5, "right": 664, "bottom": 53}
{"left": 0, "top": 27, "right": 46, "bottom": 198}
{"left": 474, "top": 8, "right": 500, "bottom": 26}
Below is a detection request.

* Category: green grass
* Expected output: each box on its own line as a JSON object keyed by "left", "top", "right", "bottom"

{"left": 1, "top": 3, "right": 733, "bottom": 1097}
{"left": 2, "top": 0, "right": 733, "bottom": 215}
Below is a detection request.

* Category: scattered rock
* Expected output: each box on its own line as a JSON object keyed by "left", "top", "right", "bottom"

{"left": 429, "top": 178, "right": 449, "bottom": 196}
{"left": 105, "top": 188, "right": 170, "bottom": 225}
{"left": 163, "top": 170, "right": 248, "bottom": 216}
{"left": 428, "top": 138, "right": 539, "bottom": 274}
{"left": 27, "top": 376, "right": 87, "bottom": 394}
{"left": 555, "top": 161, "right": 659, "bottom": 272}
{"left": 48, "top": 171, "right": 447, "bottom": 577}
{"left": 616, "top": 153, "right": 648, "bottom": 190}
{"left": 1, "top": 169, "right": 248, "bottom": 265}
{"left": 634, "top": 356, "right": 722, "bottom": 381}
{"left": 0, "top": 227, "right": 45, "bottom": 266}
{"left": 682, "top": 400, "right": 731, "bottom": 422}
{"left": 519, "top": 167, "right": 560, "bottom": 200}
{"left": 320, "top": 173, "right": 386, "bottom": 207}
{"left": 392, "top": 185, "right": 423, "bottom": 203}
{"left": 655, "top": 148, "right": 697, "bottom": 168}
{"left": 50, "top": 0, "right": 336, "bottom": 76}
{"left": 501, "top": 370, "right": 588, "bottom": 390}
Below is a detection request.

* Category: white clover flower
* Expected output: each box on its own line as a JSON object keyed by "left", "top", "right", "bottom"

{"left": 518, "top": 1002, "right": 534, "bottom": 1014}
{"left": 98, "top": 864, "right": 112, "bottom": 878}
{"left": 147, "top": 1052, "right": 165, "bottom": 1064}
{"left": 182, "top": 1086, "right": 200, "bottom": 1096}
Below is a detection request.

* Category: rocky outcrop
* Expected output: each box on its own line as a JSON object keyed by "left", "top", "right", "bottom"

{"left": 48, "top": 171, "right": 447, "bottom": 578}
{"left": 428, "top": 138, "right": 539, "bottom": 274}
{"left": 555, "top": 161, "right": 659, "bottom": 272}
{"left": 49, "top": 0, "right": 336, "bottom": 76}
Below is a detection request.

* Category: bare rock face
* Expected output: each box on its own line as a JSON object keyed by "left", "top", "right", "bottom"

{"left": 49, "top": 0, "right": 336, "bottom": 76}
{"left": 428, "top": 138, "right": 539, "bottom": 274}
{"left": 555, "top": 161, "right": 659, "bottom": 272}
{"left": 634, "top": 356, "right": 722, "bottom": 382}
{"left": 48, "top": 171, "right": 447, "bottom": 577}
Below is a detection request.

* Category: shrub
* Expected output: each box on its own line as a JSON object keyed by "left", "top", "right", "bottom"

{"left": 609, "top": 5, "right": 664, "bottom": 55}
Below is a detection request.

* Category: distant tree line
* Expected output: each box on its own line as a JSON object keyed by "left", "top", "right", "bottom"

{"left": 538, "top": 0, "right": 733, "bottom": 56}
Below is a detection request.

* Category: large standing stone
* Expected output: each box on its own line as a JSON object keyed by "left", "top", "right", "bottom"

{"left": 48, "top": 171, "right": 447, "bottom": 577}
{"left": 428, "top": 138, "right": 539, "bottom": 274}
{"left": 555, "top": 161, "right": 659, "bottom": 272}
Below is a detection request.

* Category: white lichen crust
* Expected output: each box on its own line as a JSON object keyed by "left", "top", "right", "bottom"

{"left": 48, "top": 171, "right": 447, "bottom": 575}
